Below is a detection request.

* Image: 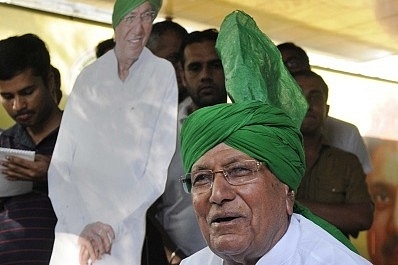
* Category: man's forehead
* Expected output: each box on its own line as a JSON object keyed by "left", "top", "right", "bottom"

{"left": 192, "top": 143, "right": 247, "bottom": 168}
{"left": 184, "top": 44, "right": 219, "bottom": 62}
{"left": 0, "top": 69, "right": 37, "bottom": 89}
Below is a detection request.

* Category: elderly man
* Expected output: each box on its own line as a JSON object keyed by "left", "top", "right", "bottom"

{"left": 179, "top": 101, "right": 372, "bottom": 265}
{"left": 48, "top": 0, "right": 178, "bottom": 264}
{"left": 178, "top": 10, "right": 371, "bottom": 265}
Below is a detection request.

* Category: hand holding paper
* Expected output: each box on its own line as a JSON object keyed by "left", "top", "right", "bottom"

{"left": 2, "top": 153, "right": 50, "bottom": 181}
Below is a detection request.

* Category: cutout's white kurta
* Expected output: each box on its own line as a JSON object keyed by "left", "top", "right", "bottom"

{"left": 48, "top": 48, "right": 177, "bottom": 264}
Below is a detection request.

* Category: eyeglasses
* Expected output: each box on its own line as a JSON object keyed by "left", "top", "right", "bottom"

{"left": 122, "top": 11, "right": 156, "bottom": 26}
{"left": 180, "top": 160, "right": 263, "bottom": 194}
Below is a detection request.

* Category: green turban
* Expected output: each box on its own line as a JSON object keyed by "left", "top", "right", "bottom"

{"left": 181, "top": 101, "right": 304, "bottom": 192}
{"left": 112, "top": 0, "right": 162, "bottom": 28}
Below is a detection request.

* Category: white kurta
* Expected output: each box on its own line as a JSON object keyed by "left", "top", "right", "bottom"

{"left": 48, "top": 48, "right": 178, "bottom": 264}
{"left": 181, "top": 214, "right": 372, "bottom": 265}
{"left": 154, "top": 96, "right": 207, "bottom": 256}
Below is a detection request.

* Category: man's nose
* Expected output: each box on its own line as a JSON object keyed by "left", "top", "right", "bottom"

{"left": 200, "top": 65, "right": 213, "bottom": 80}
{"left": 13, "top": 96, "right": 26, "bottom": 111}
{"left": 209, "top": 171, "right": 235, "bottom": 204}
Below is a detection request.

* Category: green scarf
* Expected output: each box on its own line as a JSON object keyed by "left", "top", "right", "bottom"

{"left": 215, "top": 10, "right": 307, "bottom": 128}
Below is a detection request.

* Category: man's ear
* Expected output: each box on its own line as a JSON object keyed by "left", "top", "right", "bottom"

{"left": 46, "top": 69, "right": 57, "bottom": 104}
{"left": 286, "top": 186, "right": 295, "bottom": 215}
{"left": 181, "top": 67, "right": 188, "bottom": 88}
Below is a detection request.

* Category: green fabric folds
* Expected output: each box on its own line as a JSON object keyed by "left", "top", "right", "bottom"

{"left": 112, "top": 0, "right": 162, "bottom": 28}
{"left": 215, "top": 10, "right": 308, "bottom": 128}
{"left": 180, "top": 101, "right": 305, "bottom": 193}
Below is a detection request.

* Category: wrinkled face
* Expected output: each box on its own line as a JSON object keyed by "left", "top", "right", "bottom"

{"left": 367, "top": 142, "right": 398, "bottom": 265}
{"left": 114, "top": 2, "right": 154, "bottom": 63}
{"left": 182, "top": 40, "right": 227, "bottom": 109}
{"left": 0, "top": 68, "right": 55, "bottom": 128}
{"left": 294, "top": 75, "right": 329, "bottom": 134}
{"left": 191, "top": 143, "right": 293, "bottom": 264}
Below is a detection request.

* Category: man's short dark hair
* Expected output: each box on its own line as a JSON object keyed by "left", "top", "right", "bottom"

{"left": 277, "top": 42, "right": 309, "bottom": 65}
{"left": 180, "top": 29, "right": 219, "bottom": 66}
{"left": 95, "top": 38, "right": 115, "bottom": 58}
{"left": 146, "top": 19, "right": 188, "bottom": 51}
{"left": 292, "top": 70, "right": 329, "bottom": 100}
{"left": 0, "top": 33, "right": 50, "bottom": 81}
{"left": 277, "top": 42, "right": 311, "bottom": 74}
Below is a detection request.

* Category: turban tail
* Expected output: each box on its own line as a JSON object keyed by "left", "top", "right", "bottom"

{"left": 215, "top": 10, "right": 308, "bottom": 128}
{"left": 112, "top": 0, "right": 162, "bottom": 28}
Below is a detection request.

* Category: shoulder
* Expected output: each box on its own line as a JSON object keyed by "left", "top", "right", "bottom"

{"left": 324, "top": 117, "right": 360, "bottom": 136}
{"left": 293, "top": 214, "right": 372, "bottom": 264}
{"left": 325, "top": 117, "right": 358, "bottom": 130}
{"left": 324, "top": 145, "right": 361, "bottom": 163}
{"left": 322, "top": 117, "right": 363, "bottom": 153}
{"left": 2, "top": 123, "right": 20, "bottom": 134}
{"left": 1, "top": 123, "right": 23, "bottom": 140}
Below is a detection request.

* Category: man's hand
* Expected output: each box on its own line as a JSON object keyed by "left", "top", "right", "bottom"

{"left": 1, "top": 154, "right": 51, "bottom": 181}
{"left": 78, "top": 222, "right": 115, "bottom": 265}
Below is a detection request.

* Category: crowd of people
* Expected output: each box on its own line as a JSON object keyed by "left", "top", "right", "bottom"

{"left": 0, "top": 1, "right": 394, "bottom": 265}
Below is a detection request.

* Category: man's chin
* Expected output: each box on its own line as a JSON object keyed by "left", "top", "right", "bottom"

{"left": 210, "top": 234, "right": 248, "bottom": 256}
{"left": 300, "top": 124, "right": 316, "bottom": 133}
{"left": 200, "top": 98, "right": 224, "bottom": 108}
{"left": 14, "top": 120, "right": 31, "bottom": 127}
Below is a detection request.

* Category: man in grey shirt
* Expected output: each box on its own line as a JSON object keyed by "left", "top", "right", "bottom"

{"left": 277, "top": 42, "right": 372, "bottom": 174}
{"left": 154, "top": 29, "right": 228, "bottom": 264}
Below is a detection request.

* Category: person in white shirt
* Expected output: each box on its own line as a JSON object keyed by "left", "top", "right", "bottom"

{"left": 146, "top": 19, "right": 188, "bottom": 103}
{"left": 276, "top": 42, "right": 372, "bottom": 174}
{"left": 48, "top": 1, "right": 178, "bottom": 264}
